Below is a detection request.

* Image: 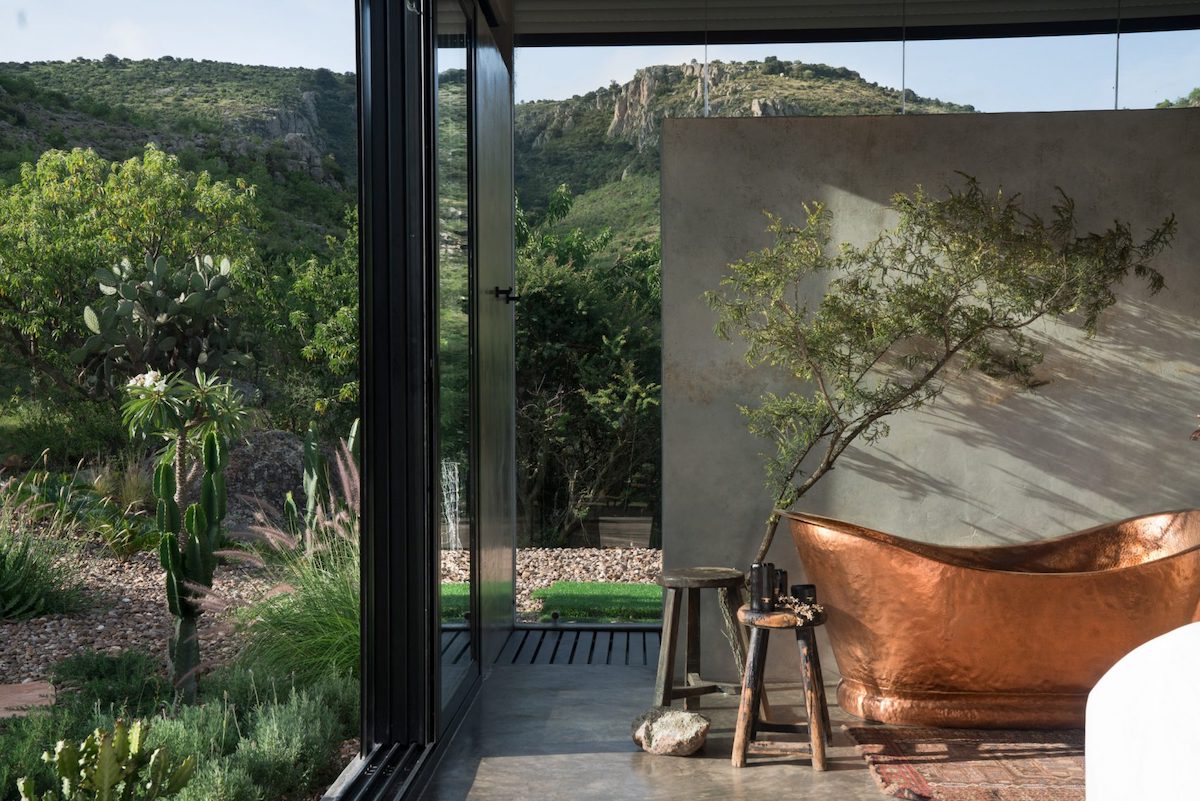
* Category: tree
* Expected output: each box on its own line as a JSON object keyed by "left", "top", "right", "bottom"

{"left": 0, "top": 144, "right": 258, "bottom": 394}
{"left": 516, "top": 186, "right": 661, "bottom": 544}
{"left": 708, "top": 176, "right": 1175, "bottom": 563}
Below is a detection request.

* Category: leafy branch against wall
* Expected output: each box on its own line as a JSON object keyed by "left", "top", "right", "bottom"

{"left": 708, "top": 175, "right": 1175, "bottom": 563}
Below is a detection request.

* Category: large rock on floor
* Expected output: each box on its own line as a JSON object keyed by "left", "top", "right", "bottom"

{"left": 631, "top": 708, "right": 710, "bottom": 756}
{"left": 224, "top": 429, "right": 305, "bottom": 538}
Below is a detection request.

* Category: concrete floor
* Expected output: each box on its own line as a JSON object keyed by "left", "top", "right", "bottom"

{"left": 418, "top": 665, "right": 884, "bottom": 801}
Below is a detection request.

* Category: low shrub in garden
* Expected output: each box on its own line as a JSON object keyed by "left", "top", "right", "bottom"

{"left": 90, "top": 450, "right": 155, "bottom": 515}
{"left": 238, "top": 442, "right": 361, "bottom": 686}
{"left": 51, "top": 650, "right": 171, "bottom": 720}
{"left": 236, "top": 534, "right": 360, "bottom": 686}
{"left": 0, "top": 653, "right": 359, "bottom": 801}
{"left": 16, "top": 718, "right": 196, "bottom": 801}
{"left": 0, "top": 652, "right": 173, "bottom": 801}
{"left": 533, "top": 581, "right": 663, "bottom": 622}
{"left": 0, "top": 517, "right": 82, "bottom": 620}
{"left": 0, "top": 397, "right": 127, "bottom": 468}
{"left": 2, "top": 463, "right": 157, "bottom": 560}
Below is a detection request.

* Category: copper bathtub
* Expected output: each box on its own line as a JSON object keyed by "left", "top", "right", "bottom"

{"left": 785, "top": 509, "right": 1200, "bottom": 728}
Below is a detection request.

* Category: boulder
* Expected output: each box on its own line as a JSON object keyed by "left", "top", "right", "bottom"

{"left": 631, "top": 708, "right": 710, "bottom": 756}
{"left": 223, "top": 429, "right": 305, "bottom": 538}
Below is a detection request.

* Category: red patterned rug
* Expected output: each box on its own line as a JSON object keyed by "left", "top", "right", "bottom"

{"left": 847, "top": 727, "right": 1084, "bottom": 801}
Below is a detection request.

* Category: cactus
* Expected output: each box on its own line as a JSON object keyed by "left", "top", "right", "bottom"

{"left": 301, "top": 420, "right": 329, "bottom": 535}
{"left": 156, "top": 430, "right": 226, "bottom": 704}
{"left": 16, "top": 719, "right": 196, "bottom": 801}
{"left": 74, "top": 254, "right": 253, "bottom": 391}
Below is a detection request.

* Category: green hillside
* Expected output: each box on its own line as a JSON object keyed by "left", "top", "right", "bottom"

{"left": 0, "top": 56, "right": 357, "bottom": 257}
{"left": 515, "top": 58, "right": 975, "bottom": 251}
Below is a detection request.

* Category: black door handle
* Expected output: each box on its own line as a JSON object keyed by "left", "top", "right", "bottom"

{"left": 491, "top": 286, "right": 520, "bottom": 304}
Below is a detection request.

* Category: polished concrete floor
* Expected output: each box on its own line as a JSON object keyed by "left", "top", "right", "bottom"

{"left": 418, "top": 665, "right": 885, "bottom": 801}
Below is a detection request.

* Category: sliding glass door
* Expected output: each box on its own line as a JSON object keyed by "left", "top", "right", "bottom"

{"left": 436, "top": 0, "right": 478, "bottom": 723}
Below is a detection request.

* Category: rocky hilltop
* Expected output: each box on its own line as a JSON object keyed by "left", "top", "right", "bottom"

{"left": 515, "top": 58, "right": 974, "bottom": 218}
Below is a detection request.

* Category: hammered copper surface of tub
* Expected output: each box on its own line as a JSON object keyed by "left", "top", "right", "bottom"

{"left": 785, "top": 509, "right": 1200, "bottom": 729}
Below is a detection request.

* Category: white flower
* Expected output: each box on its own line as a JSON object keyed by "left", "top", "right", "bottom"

{"left": 127, "top": 370, "right": 164, "bottom": 390}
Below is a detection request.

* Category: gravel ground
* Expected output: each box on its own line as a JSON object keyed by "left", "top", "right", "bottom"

{"left": 442, "top": 547, "right": 662, "bottom": 621}
{"left": 0, "top": 543, "right": 272, "bottom": 684}
{"left": 2, "top": 545, "right": 660, "bottom": 683}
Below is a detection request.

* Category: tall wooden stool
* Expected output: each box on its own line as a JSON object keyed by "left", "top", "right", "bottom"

{"left": 654, "top": 567, "right": 747, "bottom": 710}
{"left": 731, "top": 604, "right": 830, "bottom": 770}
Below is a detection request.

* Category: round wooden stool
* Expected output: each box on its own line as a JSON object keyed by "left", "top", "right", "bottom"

{"left": 653, "top": 567, "right": 748, "bottom": 710}
{"left": 731, "top": 604, "right": 830, "bottom": 770}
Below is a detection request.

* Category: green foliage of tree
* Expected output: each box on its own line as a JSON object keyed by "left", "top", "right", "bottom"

{"left": 708, "top": 176, "right": 1175, "bottom": 563}
{"left": 516, "top": 186, "right": 661, "bottom": 545}
{"left": 0, "top": 145, "right": 258, "bottom": 395}
{"left": 235, "top": 207, "right": 360, "bottom": 432}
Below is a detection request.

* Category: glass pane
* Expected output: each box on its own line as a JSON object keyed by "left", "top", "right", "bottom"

{"left": 906, "top": 34, "right": 1117, "bottom": 112}
{"left": 437, "top": 0, "right": 474, "bottom": 709}
{"left": 1116, "top": 29, "right": 1200, "bottom": 109}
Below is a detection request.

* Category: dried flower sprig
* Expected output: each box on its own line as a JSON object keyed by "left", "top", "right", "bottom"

{"left": 775, "top": 595, "right": 823, "bottom": 621}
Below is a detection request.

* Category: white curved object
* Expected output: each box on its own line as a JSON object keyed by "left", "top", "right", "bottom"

{"left": 1086, "top": 621, "right": 1200, "bottom": 800}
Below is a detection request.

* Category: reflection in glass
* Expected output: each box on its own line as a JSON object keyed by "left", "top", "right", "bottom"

{"left": 437, "top": 1, "right": 474, "bottom": 714}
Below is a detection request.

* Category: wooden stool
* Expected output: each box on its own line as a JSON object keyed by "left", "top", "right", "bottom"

{"left": 654, "top": 567, "right": 748, "bottom": 710}
{"left": 731, "top": 604, "right": 830, "bottom": 770}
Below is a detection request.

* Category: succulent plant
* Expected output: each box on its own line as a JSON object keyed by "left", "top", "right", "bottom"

{"left": 16, "top": 718, "right": 196, "bottom": 801}
{"left": 74, "top": 254, "right": 253, "bottom": 392}
{"left": 156, "top": 430, "right": 226, "bottom": 704}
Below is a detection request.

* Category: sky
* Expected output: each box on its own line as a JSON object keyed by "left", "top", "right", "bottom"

{"left": 1, "top": 2, "right": 1198, "bottom": 112}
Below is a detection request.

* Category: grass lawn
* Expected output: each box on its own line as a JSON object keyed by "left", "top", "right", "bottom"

{"left": 440, "top": 582, "right": 469, "bottom": 621}
{"left": 533, "top": 581, "right": 662, "bottom": 623}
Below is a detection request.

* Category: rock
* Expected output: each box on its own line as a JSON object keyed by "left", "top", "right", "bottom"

{"left": 631, "top": 708, "right": 710, "bottom": 756}
{"left": 223, "top": 429, "right": 305, "bottom": 538}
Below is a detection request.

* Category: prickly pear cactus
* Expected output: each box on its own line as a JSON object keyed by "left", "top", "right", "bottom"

{"left": 74, "top": 254, "right": 252, "bottom": 390}
{"left": 16, "top": 719, "right": 196, "bottom": 801}
{"left": 156, "top": 430, "right": 227, "bottom": 704}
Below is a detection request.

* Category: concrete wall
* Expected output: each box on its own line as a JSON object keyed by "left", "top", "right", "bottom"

{"left": 661, "top": 109, "right": 1200, "bottom": 682}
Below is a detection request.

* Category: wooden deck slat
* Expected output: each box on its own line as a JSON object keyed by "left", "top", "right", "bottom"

{"left": 491, "top": 629, "right": 663, "bottom": 665}
{"left": 551, "top": 631, "right": 579, "bottom": 664}
{"left": 451, "top": 636, "right": 472, "bottom": 665}
{"left": 497, "top": 630, "right": 529, "bottom": 664}
{"left": 532, "top": 631, "right": 561, "bottom": 664}
{"left": 441, "top": 629, "right": 462, "bottom": 656}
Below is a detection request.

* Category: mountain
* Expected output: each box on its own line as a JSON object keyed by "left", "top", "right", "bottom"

{"left": 0, "top": 54, "right": 981, "bottom": 263}
{"left": 0, "top": 56, "right": 357, "bottom": 257}
{"left": 515, "top": 58, "right": 975, "bottom": 254}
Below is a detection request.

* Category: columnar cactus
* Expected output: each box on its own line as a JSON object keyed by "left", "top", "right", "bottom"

{"left": 156, "top": 430, "right": 226, "bottom": 704}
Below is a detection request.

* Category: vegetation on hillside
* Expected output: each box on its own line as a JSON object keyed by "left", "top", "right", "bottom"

{"left": 0, "top": 56, "right": 356, "bottom": 257}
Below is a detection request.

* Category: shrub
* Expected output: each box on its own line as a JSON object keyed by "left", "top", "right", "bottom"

{"left": 175, "top": 763, "right": 261, "bottom": 801}
{"left": 0, "top": 518, "right": 81, "bottom": 620}
{"left": 237, "top": 534, "right": 359, "bottom": 686}
{"left": 2, "top": 397, "right": 127, "bottom": 468}
{"left": 90, "top": 506, "right": 159, "bottom": 559}
{"left": 232, "top": 687, "right": 341, "bottom": 797}
{"left": 0, "top": 708, "right": 99, "bottom": 801}
{"left": 146, "top": 702, "right": 241, "bottom": 762}
{"left": 50, "top": 650, "right": 171, "bottom": 720}
{"left": 90, "top": 450, "right": 154, "bottom": 514}
{"left": 238, "top": 445, "right": 360, "bottom": 686}
{"left": 16, "top": 718, "right": 196, "bottom": 801}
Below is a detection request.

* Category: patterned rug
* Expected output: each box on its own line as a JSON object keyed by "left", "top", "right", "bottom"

{"left": 847, "top": 726, "right": 1084, "bottom": 801}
